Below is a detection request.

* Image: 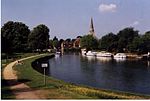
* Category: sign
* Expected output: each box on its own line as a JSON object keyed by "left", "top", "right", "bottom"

{"left": 41, "top": 63, "right": 48, "bottom": 86}
{"left": 41, "top": 63, "right": 48, "bottom": 68}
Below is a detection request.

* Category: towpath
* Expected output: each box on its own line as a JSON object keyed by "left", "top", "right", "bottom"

{"left": 3, "top": 54, "right": 45, "bottom": 99}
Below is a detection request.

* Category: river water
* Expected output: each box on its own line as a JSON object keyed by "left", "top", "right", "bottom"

{"left": 48, "top": 53, "right": 150, "bottom": 95}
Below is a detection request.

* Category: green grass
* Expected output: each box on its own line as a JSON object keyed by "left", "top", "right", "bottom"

{"left": 13, "top": 54, "right": 150, "bottom": 99}
{"left": 1, "top": 53, "right": 40, "bottom": 99}
{"left": 1, "top": 58, "right": 16, "bottom": 99}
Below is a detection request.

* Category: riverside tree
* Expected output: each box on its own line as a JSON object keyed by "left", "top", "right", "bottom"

{"left": 99, "top": 32, "right": 118, "bottom": 52}
{"left": 80, "top": 35, "right": 98, "bottom": 50}
{"left": 28, "top": 24, "right": 50, "bottom": 51}
{"left": 1, "top": 21, "right": 30, "bottom": 53}
{"left": 117, "top": 27, "right": 139, "bottom": 52}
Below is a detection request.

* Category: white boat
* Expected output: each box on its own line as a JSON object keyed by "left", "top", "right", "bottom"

{"left": 114, "top": 53, "right": 127, "bottom": 58}
{"left": 96, "top": 51, "right": 113, "bottom": 57}
{"left": 56, "top": 51, "right": 61, "bottom": 54}
{"left": 86, "top": 51, "right": 96, "bottom": 56}
{"left": 81, "top": 49, "right": 87, "bottom": 55}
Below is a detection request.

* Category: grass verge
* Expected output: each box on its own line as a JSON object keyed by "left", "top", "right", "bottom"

{"left": 1, "top": 61, "right": 15, "bottom": 99}
{"left": 13, "top": 54, "right": 150, "bottom": 99}
{"left": 1, "top": 53, "right": 39, "bottom": 99}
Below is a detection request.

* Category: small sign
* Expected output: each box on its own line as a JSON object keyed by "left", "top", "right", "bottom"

{"left": 41, "top": 63, "right": 48, "bottom": 68}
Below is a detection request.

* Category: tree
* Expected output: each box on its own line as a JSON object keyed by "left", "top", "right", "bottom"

{"left": 49, "top": 40, "right": 54, "bottom": 49}
{"left": 141, "top": 31, "right": 150, "bottom": 53}
{"left": 1, "top": 21, "right": 30, "bottom": 53}
{"left": 99, "top": 32, "right": 118, "bottom": 52}
{"left": 52, "top": 36, "right": 59, "bottom": 49}
{"left": 117, "top": 27, "right": 139, "bottom": 52}
{"left": 53, "top": 36, "right": 58, "bottom": 41}
{"left": 65, "top": 38, "right": 71, "bottom": 42}
{"left": 128, "top": 36, "right": 143, "bottom": 52}
{"left": 80, "top": 35, "right": 98, "bottom": 50}
{"left": 28, "top": 24, "right": 49, "bottom": 51}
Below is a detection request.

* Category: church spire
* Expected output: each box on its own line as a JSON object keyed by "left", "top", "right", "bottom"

{"left": 89, "top": 17, "right": 95, "bottom": 37}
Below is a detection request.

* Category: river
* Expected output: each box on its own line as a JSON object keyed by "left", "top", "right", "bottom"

{"left": 47, "top": 53, "right": 150, "bottom": 95}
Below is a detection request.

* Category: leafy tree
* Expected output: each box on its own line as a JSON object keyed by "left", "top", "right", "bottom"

{"left": 80, "top": 35, "right": 98, "bottom": 50}
{"left": 1, "top": 21, "right": 30, "bottom": 53}
{"left": 53, "top": 36, "right": 58, "bottom": 41}
{"left": 52, "top": 36, "right": 59, "bottom": 48}
{"left": 77, "top": 36, "right": 82, "bottom": 38}
{"left": 65, "top": 38, "right": 71, "bottom": 42}
{"left": 49, "top": 40, "right": 54, "bottom": 49}
{"left": 28, "top": 24, "right": 49, "bottom": 51}
{"left": 53, "top": 40, "right": 59, "bottom": 49}
{"left": 117, "top": 27, "right": 139, "bottom": 52}
{"left": 99, "top": 32, "right": 118, "bottom": 52}
{"left": 59, "top": 39, "right": 64, "bottom": 43}
{"left": 141, "top": 31, "right": 150, "bottom": 53}
{"left": 128, "top": 36, "right": 143, "bottom": 52}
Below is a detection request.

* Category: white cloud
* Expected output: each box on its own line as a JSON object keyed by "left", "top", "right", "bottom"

{"left": 99, "top": 4, "right": 117, "bottom": 13}
{"left": 132, "top": 21, "right": 139, "bottom": 26}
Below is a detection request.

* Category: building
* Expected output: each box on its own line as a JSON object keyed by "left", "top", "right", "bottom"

{"left": 88, "top": 17, "right": 95, "bottom": 37}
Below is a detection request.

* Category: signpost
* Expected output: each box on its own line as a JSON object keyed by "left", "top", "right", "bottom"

{"left": 41, "top": 63, "right": 48, "bottom": 86}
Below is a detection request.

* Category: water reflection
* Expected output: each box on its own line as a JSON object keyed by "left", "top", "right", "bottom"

{"left": 55, "top": 54, "right": 60, "bottom": 59}
{"left": 114, "top": 58, "right": 126, "bottom": 62}
{"left": 86, "top": 56, "right": 96, "bottom": 61}
{"left": 148, "top": 61, "right": 150, "bottom": 67}
{"left": 47, "top": 53, "right": 150, "bottom": 94}
{"left": 96, "top": 57, "right": 112, "bottom": 63}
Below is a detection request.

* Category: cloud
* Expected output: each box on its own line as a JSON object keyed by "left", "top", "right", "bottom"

{"left": 99, "top": 4, "right": 117, "bottom": 13}
{"left": 132, "top": 21, "right": 139, "bottom": 26}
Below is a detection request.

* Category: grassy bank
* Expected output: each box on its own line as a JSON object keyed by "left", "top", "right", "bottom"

{"left": 13, "top": 54, "right": 150, "bottom": 99}
{"left": 1, "top": 53, "right": 40, "bottom": 99}
{"left": 1, "top": 59, "right": 15, "bottom": 99}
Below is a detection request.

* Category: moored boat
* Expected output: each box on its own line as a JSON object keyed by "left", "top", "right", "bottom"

{"left": 114, "top": 53, "right": 127, "bottom": 58}
{"left": 86, "top": 51, "right": 96, "bottom": 56}
{"left": 81, "top": 49, "right": 87, "bottom": 55}
{"left": 96, "top": 51, "right": 113, "bottom": 57}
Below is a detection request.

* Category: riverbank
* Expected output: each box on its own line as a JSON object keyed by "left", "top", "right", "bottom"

{"left": 1, "top": 53, "right": 40, "bottom": 99}
{"left": 12, "top": 53, "right": 150, "bottom": 99}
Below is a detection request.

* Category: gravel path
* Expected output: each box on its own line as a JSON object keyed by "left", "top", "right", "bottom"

{"left": 3, "top": 54, "right": 45, "bottom": 99}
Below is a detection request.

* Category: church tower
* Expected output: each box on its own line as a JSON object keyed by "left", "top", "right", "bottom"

{"left": 89, "top": 17, "right": 95, "bottom": 37}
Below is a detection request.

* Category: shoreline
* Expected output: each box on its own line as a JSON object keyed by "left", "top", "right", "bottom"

{"left": 3, "top": 53, "right": 149, "bottom": 99}
{"left": 30, "top": 54, "right": 150, "bottom": 99}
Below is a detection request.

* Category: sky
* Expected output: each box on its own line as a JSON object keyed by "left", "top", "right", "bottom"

{"left": 2, "top": 0, "right": 150, "bottom": 39}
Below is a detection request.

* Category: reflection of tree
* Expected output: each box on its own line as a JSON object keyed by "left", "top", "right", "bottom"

{"left": 80, "top": 56, "right": 96, "bottom": 76}
{"left": 32, "top": 59, "right": 50, "bottom": 75}
{"left": 80, "top": 56, "right": 97, "bottom": 83}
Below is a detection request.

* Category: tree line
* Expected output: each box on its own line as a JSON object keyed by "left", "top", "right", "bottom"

{"left": 81, "top": 27, "right": 150, "bottom": 54}
{"left": 1, "top": 21, "right": 50, "bottom": 55}
{"left": 1, "top": 21, "right": 150, "bottom": 55}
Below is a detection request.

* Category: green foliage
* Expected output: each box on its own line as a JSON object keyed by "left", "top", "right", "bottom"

{"left": 1, "top": 21, "right": 30, "bottom": 53}
{"left": 140, "top": 31, "right": 150, "bottom": 53}
{"left": 13, "top": 54, "right": 150, "bottom": 99}
{"left": 99, "top": 33, "right": 118, "bottom": 52}
{"left": 117, "top": 27, "right": 139, "bottom": 52}
{"left": 28, "top": 24, "right": 50, "bottom": 51}
{"left": 128, "top": 36, "right": 143, "bottom": 52}
{"left": 80, "top": 35, "right": 98, "bottom": 50}
{"left": 53, "top": 40, "right": 59, "bottom": 49}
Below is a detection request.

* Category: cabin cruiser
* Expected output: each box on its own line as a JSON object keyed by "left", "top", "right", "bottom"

{"left": 56, "top": 51, "right": 61, "bottom": 54}
{"left": 142, "top": 52, "right": 150, "bottom": 60}
{"left": 114, "top": 53, "right": 127, "bottom": 58}
{"left": 96, "top": 51, "right": 113, "bottom": 57}
{"left": 86, "top": 51, "right": 96, "bottom": 56}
